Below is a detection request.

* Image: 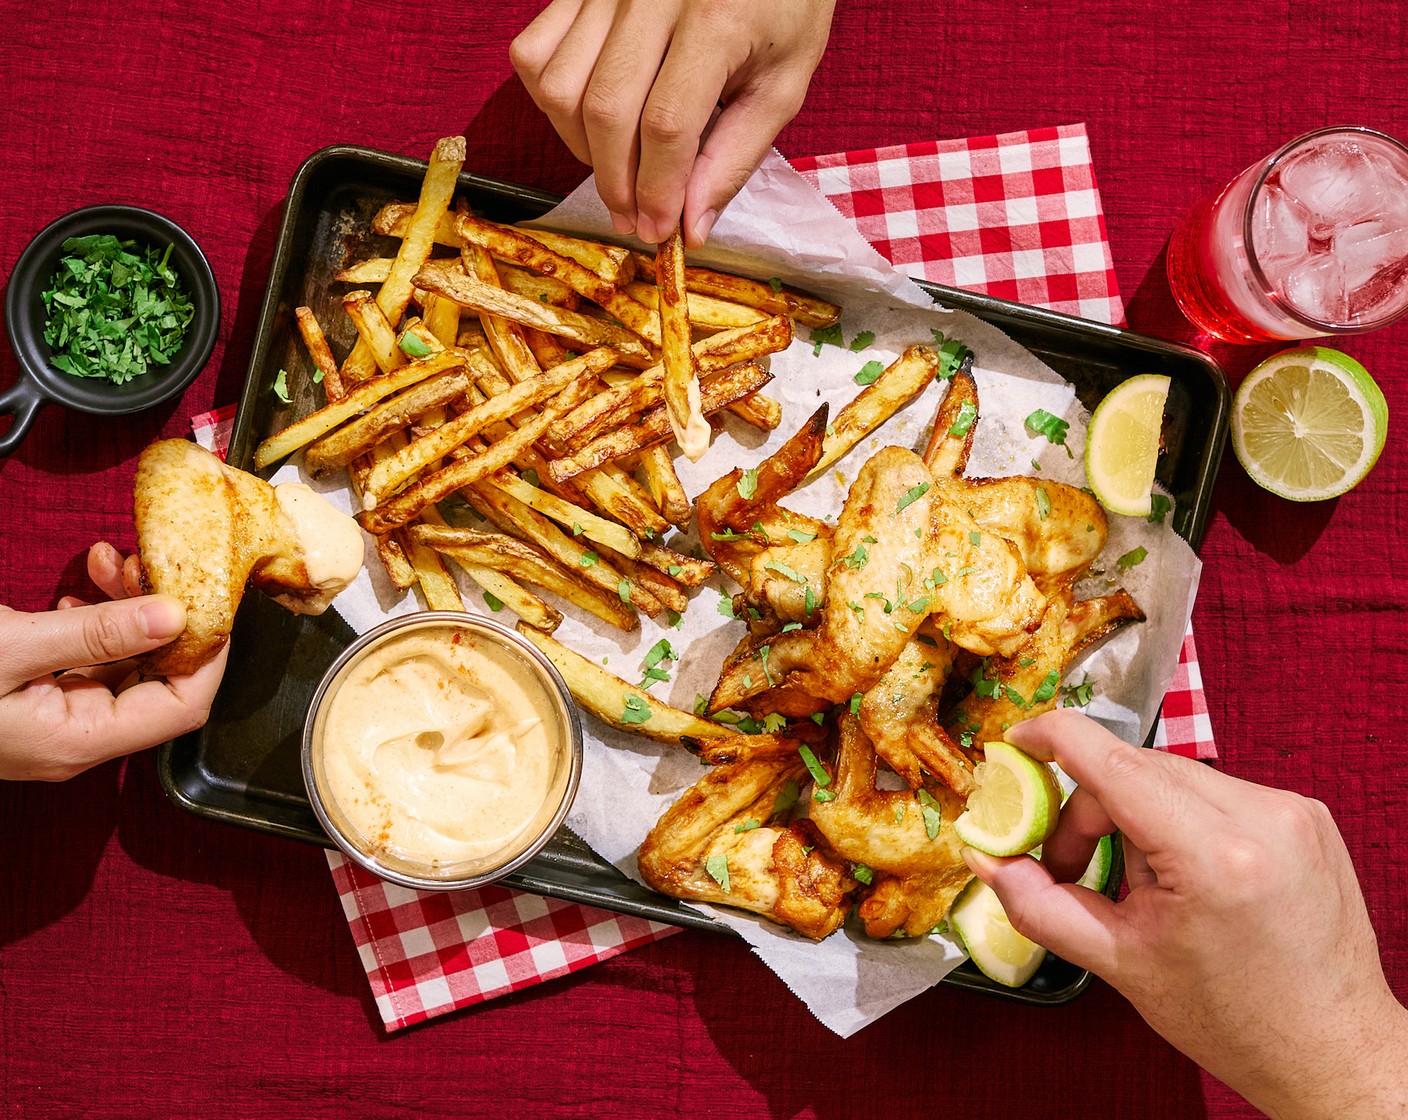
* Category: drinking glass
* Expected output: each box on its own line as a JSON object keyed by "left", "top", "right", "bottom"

{"left": 1167, "top": 126, "right": 1408, "bottom": 343}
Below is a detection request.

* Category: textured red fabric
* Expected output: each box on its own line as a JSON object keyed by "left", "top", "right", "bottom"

{"left": 2, "top": 2, "right": 1406, "bottom": 1118}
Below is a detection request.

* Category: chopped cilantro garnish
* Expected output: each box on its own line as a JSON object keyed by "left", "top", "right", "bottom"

{"left": 1035, "top": 486, "right": 1052, "bottom": 522}
{"left": 579, "top": 551, "right": 599, "bottom": 567}
{"left": 1148, "top": 493, "right": 1173, "bottom": 524}
{"left": 520, "top": 467, "right": 540, "bottom": 488}
{"left": 571, "top": 521, "right": 584, "bottom": 536}
{"left": 809, "top": 711, "right": 826, "bottom": 725}
{"left": 668, "top": 564, "right": 683, "bottom": 577}
{"left": 1032, "top": 669, "right": 1061, "bottom": 704}
{"left": 272, "top": 368, "right": 291, "bottom": 404}
{"left": 763, "top": 559, "right": 807, "bottom": 584}
{"left": 1061, "top": 675, "right": 1095, "bottom": 708}
{"left": 1004, "top": 684, "right": 1032, "bottom": 710}
{"left": 853, "top": 863, "right": 874, "bottom": 885}
{"left": 812, "top": 789, "right": 837, "bottom": 803}
{"left": 693, "top": 693, "right": 709, "bottom": 717}
{"left": 1025, "top": 409, "right": 1073, "bottom": 457}
{"left": 667, "top": 609, "right": 684, "bottom": 629}
{"left": 41, "top": 235, "right": 195, "bottom": 386}
{"left": 842, "top": 544, "right": 869, "bottom": 569}
{"left": 710, "top": 528, "right": 745, "bottom": 541}
{"left": 736, "top": 468, "right": 758, "bottom": 500}
{"left": 809, "top": 322, "right": 845, "bottom": 356}
{"left": 761, "top": 713, "right": 787, "bottom": 733}
{"left": 797, "top": 744, "right": 830, "bottom": 788}
{"left": 717, "top": 594, "right": 737, "bottom": 619}
{"left": 948, "top": 401, "right": 977, "bottom": 436}
{"left": 735, "top": 819, "right": 762, "bottom": 833}
{"left": 759, "top": 644, "right": 774, "bottom": 686}
{"left": 399, "top": 333, "right": 432, "bottom": 359}
{"left": 969, "top": 531, "right": 982, "bottom": 546}
{"left": 642, "top": 639, "right": 678, "bottom": 671}
{"left": 896, "top": 481, "right": 931, "bottom": 513}
{"left": 705, "top": 854, "right": 731, "bottom": 892}
{"left": 916, "top": 790, "right": 943, "bottom": 839}
{"left": 849, "top": 692, "right": 863, "bottom": 716}
{"left": 786, "top": 528, "right": 817, "bottom": 544}
{"left": 906, "top": 596, "right": 929, "bottom": 614}
{"left": 804, "top": 586, "right": 817, "bottom": 617}
{"left": 854, "top": 359, "right": 884, "bottom": 386}
{"left": 773, "top": 779, "right": 801, "bottom": 815}
{"left": 849, "top": 330, "right": 876, "bottom": 351}
{"left": 482, "top": 591, "right": 504, "bottom": 612}
{"left": 621, "top": 694, "right": 652, "bottom": 724}
{"left": 768, "top": 276, "right": 784, "bottom": 293}
{"left": 1117, "top": 545, "right": 1148, "bottom": 570}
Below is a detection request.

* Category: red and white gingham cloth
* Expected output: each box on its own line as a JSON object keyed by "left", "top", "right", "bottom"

{"left": 191, "top": 122, "right": 1217, "bottom": 1031}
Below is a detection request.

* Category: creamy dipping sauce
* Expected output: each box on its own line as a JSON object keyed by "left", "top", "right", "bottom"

{"left": 274, "top": 482, "right": 365, "bottom": 596}
{"left": 317, "top": 625, "right": 564, "bottom": 869}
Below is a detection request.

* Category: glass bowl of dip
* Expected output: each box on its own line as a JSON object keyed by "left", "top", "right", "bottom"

{"left": 303, "top": 612, "right": 583, "bottom": 891}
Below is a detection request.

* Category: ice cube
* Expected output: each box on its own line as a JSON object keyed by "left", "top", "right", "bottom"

{"left": 1280, "top": 253, "right": 1350, "bottom": 324}
{"left": 1335, "top": 219, "right": 1408, "bottom": 290}
{"left": 1252, "top": 183, "right": 1311, "bottom": 265}
{"left": 1278, "top": 141, "right": 1389, "bottom": 233}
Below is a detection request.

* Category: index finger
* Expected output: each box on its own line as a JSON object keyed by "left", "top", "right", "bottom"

{"left": 1006, "top": 709, "right": 1233, "bottom": 855}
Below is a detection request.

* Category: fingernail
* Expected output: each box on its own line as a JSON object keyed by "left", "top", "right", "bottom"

{"left": 635, "top": 215, "right": 660, "bottom": 245}
{"left": 139, "top": 598, "right": 186, "bottom": 639}
{"left": 609, "top": 210, "right": 634, "bottom": 235}
{"left": 689, "top": 208, "right": 718, "bottom": 247}
{"left": 961, "top": 846, "right": 994, "bottom": 876}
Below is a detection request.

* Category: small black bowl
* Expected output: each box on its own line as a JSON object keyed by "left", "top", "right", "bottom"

{"left": 1, "top": 204, "right": 220, "bottom": 456}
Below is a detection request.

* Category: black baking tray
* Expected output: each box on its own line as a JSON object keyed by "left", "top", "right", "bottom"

{"left": 158, "top": 144, "right": 1228, "bottom": 1005}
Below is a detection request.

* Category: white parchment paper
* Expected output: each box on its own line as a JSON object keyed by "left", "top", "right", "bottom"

{"left": 284, "top": 150, "right": 1201, "bottom": 1037}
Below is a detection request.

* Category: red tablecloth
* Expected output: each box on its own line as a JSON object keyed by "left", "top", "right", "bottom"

{"left": 2, "top": 3, "right": 1404, "bottom": 1117}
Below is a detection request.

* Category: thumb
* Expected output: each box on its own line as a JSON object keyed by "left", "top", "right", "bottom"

{"left": 962, "top": 847, "right": 1125, "bottom": 979}
{"left": 0, "top": 596, "right": 187, "bottom": 689}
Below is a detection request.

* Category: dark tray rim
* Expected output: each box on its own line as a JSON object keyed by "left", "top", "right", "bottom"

{"left": 158, "top": 142, "right": 1230, "bottom": 1005}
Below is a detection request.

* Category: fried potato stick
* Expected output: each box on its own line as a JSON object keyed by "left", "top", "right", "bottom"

{"left": 623, "top": 280, "right": 766, "bottom": 331}
{"left": 547, "top": 362, "right": 774, "bottom": 483}
{"left": 252, "top": 350, "right": 466, "bottom": 469}
{"left": 515, "top": 624, "right": 732, "bottom": 744}
{"left": 303, "top": 368, "right": 471, "bottom": 474}
{"left": 657, "top": 228, "right": 709, "bottom": 461}
{"left": 806, "top": 345, "right": 940, "bottom": 480}
{"left": 416, "top": 260, "right": 650, "bottom": 359}
{"left": 638, "top": 443, "right": 692, "bottom": 527}
{"left": 488, "top": 470, "right": 642, "bottom": 559}
{"left": 630, "top": 251, "right": 841, "bottom": 328}
{"left": 359, "top": 376, "right": 595, "bottom": 534}
{"left": 294, "top": 307, "right": 343, "bottom": 401}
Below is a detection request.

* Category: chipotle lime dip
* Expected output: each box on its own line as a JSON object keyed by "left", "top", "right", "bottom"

{"left": 309, "top": 618, "right": 578, "bottom": 879}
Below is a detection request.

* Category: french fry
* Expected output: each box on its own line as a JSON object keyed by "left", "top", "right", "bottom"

{"left": 409, "top": 525, "right": 638, "bottom": 631}
{"left": 552, "top": 316, "right": 793, "bottom": 449}
{"left": 806, "top": 345, "right": 940, "bottom": 480}
{"left": 294, "top": 307, "right": 343, "bottom": 401}
{"left": 623, "top": 280, "right": 767, "bottom": 331}
{"left": 456, "top": 214, "right": 662, "bottom": 348}
{"left": 515, "top": 624, "right": 732, "bottom": 744}
{"left": 547, "top": 362, "right": 775, "bottom": 483}
{"left": 422, "top": 292, "right": 462, "bottom": 349}
{"left": 630, "top": 251, "right": 841, "bottom": 329}
{"left": 416, "top": 261, "right": 650, "bottom": 359}
{"left": 303, "top": 368, "right": 471, "bottom": 474}
{"left": 359, "top": 376, "right": 595, "bottom": 534}
{"left": 499, "top": 265, "right": 581, "bottom": 309}
{"left": 574, "top": 468, "right": 671, "bottom": 541}
{"left": 341, "top": 136, "right": 465, "bottom": 384}
{"left": 520, "top": 326, "right": 574, "bottom": 368}
{"left": 401, "top": 532, "right": 465, "bottom": 611}
{"left": 657, "top": 228, "right": 709, "bottom": 461}
{"left": 727, "top": 392, "right": 783, "bottom": 432}
{"left": 457, "top": 562, "right": 563, "bottom": 632}
{"left": 467, "top": 482, "right": 662, "bottom": 617}
{"left": 378, "top": 532, "right": 418, "bottom": 589}
{"left": 488, "top": 470, "right": 642, "bottom": 559}
{"left": 363, "top": 348, "right": 616, "bottom": 505}
{"left": 459, "top": 218, "right": 543, "bottom": 384}
{"left": 252, "top": 351, "right": 466, "bottom": 469}
{"left": 333, "top": 257, "right": 395, "bottom": 284}
{"left": 373, "top": 204, "right": 634, "bottom": 283}
{"left": 343, "top": 291, "right": 407, "bottom": 374}
{"left": 636, "top": 540, "right": 717, "bottom": 587}
{"left": 638, "top": 444, "right": 692, "bottom": 527}
{"left": 598, "top": 546, "right": 688, "bottom": 615}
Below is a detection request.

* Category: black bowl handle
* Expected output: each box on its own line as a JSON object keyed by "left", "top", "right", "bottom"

{"left": 0, "top": 377, "right": 48, "bottom": 457}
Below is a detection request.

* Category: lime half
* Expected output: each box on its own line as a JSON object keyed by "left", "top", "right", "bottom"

{"left": 1085, "top": 374, "right": 1171, "bottom": 517}
{"left": 954, "top": 741, "right": 1063, "bottom": 857}
{"left": 949, "top": 878, "right": 1046, "bottom": 987}
{"left": 1232, "top": 347, "right": 1388, "bottom": 501}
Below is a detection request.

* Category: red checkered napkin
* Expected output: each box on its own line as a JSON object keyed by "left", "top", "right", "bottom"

{"left": 190, "top": 122, "right": 1218, "bottom": 1032}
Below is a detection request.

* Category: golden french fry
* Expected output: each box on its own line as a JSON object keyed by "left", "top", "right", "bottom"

{"left": 623, "top": 280, "right": 767, "bottom": 331}
{"left": 599, "top": 546, "right": 688, "bottom": 615}
{"left": 515, "top": 624, "right": 732, "bottom": 744}
{"left": 635, "top": 540, "right": 717, "bottom": 587}
{"left": 364, "top": 348, "right": 616, "bottom": 505}
{"left": 409, "top": 525, "right": 638, "bottom": 631}
{"left": 459, "top": 219, "right": 543, "bottom": 384}
{"left": 456, "top": 214, "right": 662, "bottom": 348}
{"left": 638, "top": 444, "right": 692, "bottom": 528}
{"left": 422, "top": 292, "right": 462, "bottom": 349}
{"left": 402, "top": 534, "right": 465, "bottom": 611}
{"left": 520, "top": 326, "right": 574, "bottom": 369}
{"left": 416, "top": 260, "right": 650, "bottom": 359}
{"left": 303, "top": 368, "right": 471, "bottom": 474}
{"left": 807, "top": 345, "right": 940, "bottom": 479}
{"left": 630, "top": 251, "right": 841, "bottom": 329}
{"left": 727, "top": 392, "right": 783, "bottom": 432}
{"left": 457, "top": 562, "right": 562, "bottom": 632}
{"left": 294, "top": 307, "right": 343, "bottom": 402}
{"left": 252, "top": 351, "right": 466, "bottom": 469}
{"left": 657, "top": 228, "right": 709, "bottom": 461}
{"left": 343, "top": 291, "right": 407, "bottom": 374}
{"left": 467, "top": 482, "right": 662, "bottom": 617}
{"left": 548, "top": 362, "right": 775, "bottom": 483}
{"left": 499, "top": 265, "right": 581, "bottom": 309}
{"left": 359, "top": 376, "right": 595, "bottom": 534}
{"left": 489, "top": 470, "right": 642, "bottom": 559}
{"left": 552, "top": 316, "right": 793, "bottom": 449}
{"left": 379, "top": 532, "right": 418, "bottom": 589}
{"left": 574, "top": 468, "right": 671, "bottom": 542}
{"left": 333, "top": 257, "right": 394, "bottom": 284}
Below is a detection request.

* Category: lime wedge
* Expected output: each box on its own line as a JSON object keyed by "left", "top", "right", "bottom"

{"left": 1075, "top": 833, "right": 1115, "bottom": 893}
{"left": 1085, "top": 374, "right": 1171, "bottom": 517}
{"left": 949, "top": 878, "right": 1046, "bottom": 987}
{"left": 1231, "top": 347, "right": 1387, "bottom": 501}
{"left": 954, "top": 741, "right": 1063, "bottom": 857}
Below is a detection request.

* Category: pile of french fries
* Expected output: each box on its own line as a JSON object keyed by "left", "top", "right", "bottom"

{"left": 254, "top": 135, "right": 951, "bottom": 745}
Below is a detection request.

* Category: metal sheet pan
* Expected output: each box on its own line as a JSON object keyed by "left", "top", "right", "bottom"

{"left": 158, "top": 144, "right": 1228, "bottom": 1005}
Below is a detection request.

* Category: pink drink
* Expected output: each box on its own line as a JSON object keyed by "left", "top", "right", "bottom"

{"left": 1167, "top": 127, "right": 1408, "bottom": 343}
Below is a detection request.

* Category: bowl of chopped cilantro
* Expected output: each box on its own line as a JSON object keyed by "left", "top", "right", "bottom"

{"left": 2, "top": 204, "right": 219, "bottom": 455}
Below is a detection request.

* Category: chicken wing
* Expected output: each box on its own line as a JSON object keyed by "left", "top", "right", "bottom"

{"left": 134, "top": 439, "right": 364, "bottom": 676}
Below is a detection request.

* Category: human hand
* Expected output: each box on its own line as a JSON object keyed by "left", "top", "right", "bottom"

{"left": 0, "top": 542, "right": 226, "bottom": 781}
{"left": 511, "top": 0, "right": 836, "bottom": 246}
{"left": 964, "top": 710, "right": 1408, "bottom": 1120}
